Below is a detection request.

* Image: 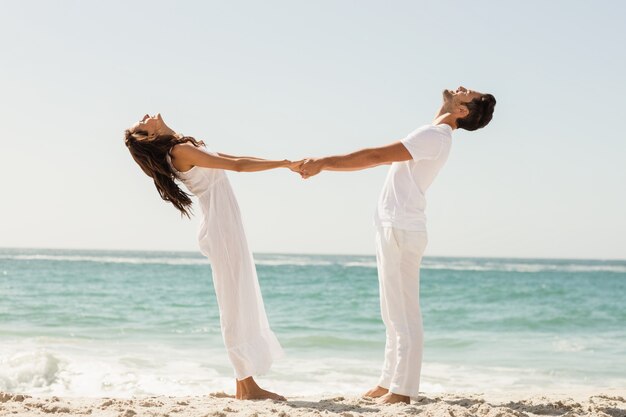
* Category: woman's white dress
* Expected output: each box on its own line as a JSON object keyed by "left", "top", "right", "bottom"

{"left": 166, "top": 146, "right": 283, "bottom": 380}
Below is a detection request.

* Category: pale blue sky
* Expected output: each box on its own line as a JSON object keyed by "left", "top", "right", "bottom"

{"left": 1, "top": 0, "right": 625, "bottom": 259}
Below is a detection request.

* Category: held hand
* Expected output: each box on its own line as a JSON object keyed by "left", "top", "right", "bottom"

{"left": 286, "top": 160, "right": 304, "bottom": 173}
{"left": 299, "top": 158, "right": 324, "bottom": 179}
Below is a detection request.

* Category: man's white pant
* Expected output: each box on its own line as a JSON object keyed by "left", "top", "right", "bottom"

{"left": 375, "top": 226, "right": 428, "bottom": 398}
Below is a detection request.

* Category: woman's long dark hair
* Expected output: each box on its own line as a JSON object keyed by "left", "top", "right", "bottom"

{"left": 124, "top": 129, "right": 205, "bottom": 218}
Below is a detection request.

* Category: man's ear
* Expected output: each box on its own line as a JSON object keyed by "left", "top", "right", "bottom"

{"left": 456, "top": 104, "right": 469, "bottom": 118}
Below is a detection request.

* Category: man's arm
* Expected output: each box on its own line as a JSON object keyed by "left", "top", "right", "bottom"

{"left": 299, "top": 141, "right": 412, "bottom": 178}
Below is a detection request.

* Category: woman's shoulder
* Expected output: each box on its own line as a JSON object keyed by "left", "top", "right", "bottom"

{"left": 170, "top": 142, "right": 210, "bottom": 159}
{"left": 169, "top": 142, "right": 207, "bottom": 173}
{"left": 170, "top": 141, "right": 199, "bottom": 154}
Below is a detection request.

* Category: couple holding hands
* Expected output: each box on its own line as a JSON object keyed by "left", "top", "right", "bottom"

{"left": 124, "top": 86, "right": 496, "bottom": 404}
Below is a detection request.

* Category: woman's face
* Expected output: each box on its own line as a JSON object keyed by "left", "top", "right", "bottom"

{"left": 130, "top": 113, "right": 176, "bottom": 138}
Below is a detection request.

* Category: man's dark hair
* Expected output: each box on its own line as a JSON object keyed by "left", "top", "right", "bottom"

{"left": 456, "top": 94, "right": 496, "bottom": 131}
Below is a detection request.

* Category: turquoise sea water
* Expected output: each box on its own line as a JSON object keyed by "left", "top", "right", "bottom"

{"left": 0, "top": 248, "right": 625, "bottom": 397}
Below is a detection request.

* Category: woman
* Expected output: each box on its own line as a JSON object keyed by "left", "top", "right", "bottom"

{"left": 124, "top": 113, "right": 300, "bottom": 401}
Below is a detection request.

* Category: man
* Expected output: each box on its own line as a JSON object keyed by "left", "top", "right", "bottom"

{"left": 298, "top": 87, "right": 496, "bottom": 404}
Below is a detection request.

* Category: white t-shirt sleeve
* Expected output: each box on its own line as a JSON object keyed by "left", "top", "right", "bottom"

{"left": 400, "top": 128, "right": 443, "bottom": 161}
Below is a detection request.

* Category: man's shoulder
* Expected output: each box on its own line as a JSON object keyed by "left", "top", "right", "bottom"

{"left": 428, "top": 123, "right": 453, "bottom": 137}
{"left": 404, "top": 124, "right": 451, "bottom": 143}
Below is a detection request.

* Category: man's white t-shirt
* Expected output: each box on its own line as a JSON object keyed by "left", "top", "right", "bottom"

{"left": 374, "top": 124, "right": 453, "bottom": 231}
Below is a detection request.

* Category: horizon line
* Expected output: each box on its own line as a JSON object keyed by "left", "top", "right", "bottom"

{"left": 1, "top": 246, "right": 625, "bottom": 263}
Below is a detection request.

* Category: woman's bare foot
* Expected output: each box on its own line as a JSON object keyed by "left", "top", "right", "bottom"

{"left": 379, "top": 392, "right": 410, "bottom": 404}
{"left": 236, "top": 377, "right": 286, "bottom": 401}
{"left": 363, "top": 385, "right": 389, "bottom": 398}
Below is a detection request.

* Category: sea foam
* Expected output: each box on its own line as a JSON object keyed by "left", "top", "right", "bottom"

{"left": 2, "top": 253, "right": 624, "bottom": 273}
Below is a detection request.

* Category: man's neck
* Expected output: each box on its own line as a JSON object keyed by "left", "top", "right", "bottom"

{"left": 433, "top": 106, "right": 457, "bottom": 130}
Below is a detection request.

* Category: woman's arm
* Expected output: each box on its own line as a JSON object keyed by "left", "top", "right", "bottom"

{"left": 217, "top": 152, "right": 267, "bottom": 161}
{"left": 171, "top": 143, "right": 301, "bottom": 173}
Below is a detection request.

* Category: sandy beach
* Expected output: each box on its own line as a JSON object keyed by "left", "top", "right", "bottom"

{"left": 2, "top": 390, "right": 625, "bottom": 417}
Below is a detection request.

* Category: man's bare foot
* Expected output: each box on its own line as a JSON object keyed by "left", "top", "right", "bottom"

{"left": 236, "top": 377, "right": 286, "bottom": 401}
{"left": 363, "top": 385, "right": 389, "bottom": 398}
{"left": 379, "top": 392, "right": 410, "bottom": 404}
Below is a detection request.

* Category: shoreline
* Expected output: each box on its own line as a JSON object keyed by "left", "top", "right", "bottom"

{"left": 1, "top": 390, "right": 625, "bottom": 417}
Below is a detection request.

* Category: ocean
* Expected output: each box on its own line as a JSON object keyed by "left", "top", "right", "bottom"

{"left": 1, "top": 248, "right": 625, "bottom": 398}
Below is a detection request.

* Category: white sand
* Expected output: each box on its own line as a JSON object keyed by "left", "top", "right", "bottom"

{"left": 1, "top": 390, "right": 625, "bottom": 417}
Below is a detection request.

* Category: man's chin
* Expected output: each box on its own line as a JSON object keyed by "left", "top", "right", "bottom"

{"left": 442, "top": 89, "right": 453, "bottom": 99}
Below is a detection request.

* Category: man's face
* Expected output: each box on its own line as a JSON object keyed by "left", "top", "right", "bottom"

{"left": 442, "top": 86, "right": 483, "bottom": 117}
{"left": 444, "top": 86, "right": 483, "bottom": 104}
